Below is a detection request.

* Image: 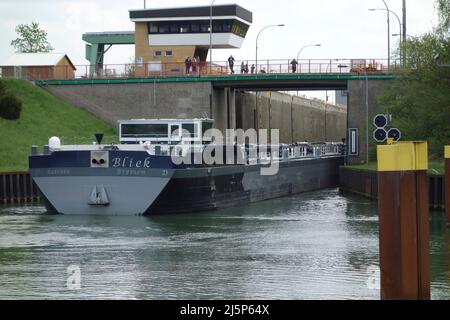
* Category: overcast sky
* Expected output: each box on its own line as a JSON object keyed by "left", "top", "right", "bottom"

{"left": 0, "top": 0, "right": 440, "bottom": 101}
{"left": 0, "top": 0, "right": 440, "bottom": 64}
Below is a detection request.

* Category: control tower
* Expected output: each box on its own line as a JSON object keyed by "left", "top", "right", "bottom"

{"left": 129, "top": 4, "right": 252, "bottom": 75}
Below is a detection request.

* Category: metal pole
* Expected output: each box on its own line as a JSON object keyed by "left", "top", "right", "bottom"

{"left": 210, "top": 0, "right": 216, "bottom": 75}
{"left": 370, "top": 8, "right": 401, "bottom": 66}
{"left": 144, "top": 0, "right": 146, "bottom": 8}
{"left": 365, "top": 72, "right": 369, "bottom": 164}
{"left": 388, "top": 10, "right": 402, "bottom": 66}
{"left": 382, "top": 0, "right": 390, "bottom": 70}
{"left": 296, "top": 44, "right": 321, "bottom": 63}
{"left": 402, "top": 0, "right": 407, "bottom": 65}
{"left": 256, "top": 24, "right": 284, "bottom": 73}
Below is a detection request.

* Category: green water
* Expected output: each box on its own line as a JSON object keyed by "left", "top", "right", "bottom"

{"left": 0, "top": 188, "right": 449, "bottom": 299}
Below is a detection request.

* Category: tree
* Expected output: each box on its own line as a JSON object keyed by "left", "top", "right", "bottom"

{"left": 379, "top": 0, "right": 450, "bottom": 157}
{"left": 11, "top": 22, "right": 54, "bottom": 53}
{"left": 436, "top": 0, "right": 450, "bottom": 36}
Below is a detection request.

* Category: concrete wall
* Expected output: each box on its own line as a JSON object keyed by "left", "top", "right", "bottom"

{"left": 347, "top": 79, "right": 394, "bottom": 164}
{"left": 46, "top": 82, "right": 212, "bottom": 125}
{"left": 46, "top": 82, "right": 347, "bottom": 143}
{"left": 236, "top": 91, "right": 347, "bottom": 143}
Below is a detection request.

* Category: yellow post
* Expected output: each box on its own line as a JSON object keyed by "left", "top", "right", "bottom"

{"left": 377, "top": 141, "right": 430, "bottom": 300}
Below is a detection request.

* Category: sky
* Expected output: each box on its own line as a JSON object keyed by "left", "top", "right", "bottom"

{"left": 0, "top": 0, "right": 440, "bottom": 101}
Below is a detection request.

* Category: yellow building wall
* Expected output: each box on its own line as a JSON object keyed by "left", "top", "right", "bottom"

{"left": 135, "top": 22, "right": 197, "bottom": 76}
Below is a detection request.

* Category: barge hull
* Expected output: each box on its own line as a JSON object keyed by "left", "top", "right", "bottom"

{"left": 146, "top": 156, "right": 343, "bottom": 214}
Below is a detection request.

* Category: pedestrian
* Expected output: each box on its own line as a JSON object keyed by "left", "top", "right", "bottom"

{"left": 240, "top": 61, "right": 245, "bottom": 74}
{"left": 192, "top": 56, "right": 198, "bottom": 74}
{"left": 195, "top": 55, "right": 201, "bottom": 74}
{"left": 244, "top": 61, "right": 249, "bottom": 74}
{"left": 290, "top": 58, "right": 298, "bottom": 73}
{"left": 185, "top": 56, "right": 192, "bottom": 74}
{"left": 228, "top": 55, "right": 235, "bottom": 74}
{"left": 251, "top": 64, "right": 255, "bottom": 74}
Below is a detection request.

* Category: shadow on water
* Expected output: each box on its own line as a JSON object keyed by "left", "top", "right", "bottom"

{"left": 0, "top": 188, "right": 449, "bottom": 299}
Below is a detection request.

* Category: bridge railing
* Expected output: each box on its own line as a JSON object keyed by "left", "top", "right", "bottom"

{"left": 12, "top": 58, "right": 400, "bottom": 81}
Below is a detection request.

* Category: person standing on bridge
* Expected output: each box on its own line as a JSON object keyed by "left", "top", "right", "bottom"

{"left": 240, "top": 61, "right": 246, "bottom": 74}
{"left": 185, "top": 57, "right": 192, "bottom": 74}
{"left": 228, "top": 55, "right": 235, "bottom": 74}
{"left": 290, "top": 58, "right": 298, "bottom": 73}
{"left": 251, "top": 64, "right": 255, "bottom": 74}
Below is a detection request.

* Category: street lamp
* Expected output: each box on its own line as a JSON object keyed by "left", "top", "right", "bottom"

{"left": 209, "top": 0, "right": 216, "bottom": 74}
{"left": 369, "top": 7, "right": 402, "bottom": 65}
{"left": 296, "top": 44, "right": 321, "bottom": 74}
{"left": 296, "top": 44, "right": 321, "bottom": 61}
{"left": 255, "top": 24, "right": 285, "bottom": 73}
{"left": 368, "top": 1, "right": 391, "bottom": 69}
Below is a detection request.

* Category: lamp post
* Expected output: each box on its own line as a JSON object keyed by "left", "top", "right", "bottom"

{"left": 296, "top": 44, "right": 321, "bottom": 73}
{"left": 369, "top": 1, "right": 391, "bottom": 69}
{"left": 369, "top": 7, "right": 402, "bottom": 65}
{"left": 296, "top": 44, "right": 321, "bottom": 62}
{"left": 209, "top": 0, "right": 216, "bottom": 74}
{"left": 255, "top": 24, "right": 284, "bottom": 73}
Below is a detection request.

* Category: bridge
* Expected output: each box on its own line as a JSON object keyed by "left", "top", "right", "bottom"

{"left": 33, "top": 58, "right": 396, "bottom": 165}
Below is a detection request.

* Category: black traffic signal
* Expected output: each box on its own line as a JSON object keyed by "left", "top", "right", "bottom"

{"left": 387, "top": 128, "right": 401, "bottom": 142}
{"left": 373, "top": 128, "right": 387, "bottom": 143}
{"left": 373, "top": 114, "right": 388, "bottom": 128}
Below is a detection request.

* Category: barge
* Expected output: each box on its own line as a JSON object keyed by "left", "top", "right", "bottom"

{"left": 29, "top": 119, "right": 344, "bottom": 215}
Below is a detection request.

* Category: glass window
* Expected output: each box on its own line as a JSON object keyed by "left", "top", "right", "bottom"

{"left": 231, "top": 21, "right": 249, "bottom": 37}
{"left": 213, "top": 23, "right": 222, "bottom": 32}
{"left": 121, "top": 124, "right": 168, "bottom": 138}
{"left": 165, "top": 50, "right": 173, "bottom": 57}
{"left": 170, "top": 23, "right": 179, "bottom": 33}
{"left": 202, "top": 122, "right": 213, "bottom": 136}
{"left": 222, "top": 22, "right": 232, "bottom": 32}
{"left": 154, "top": 51, "right": 162, "bottom": 57}
{"left": 181, "top": 123, "right": 196, "bottom": 137}
{"left": 159, "top": 24, "right": 169, "bottom": 33}
{"left": 149, "top": 23, "right": 158, "bottom": 33}
{"left": 191, "top": 23, "right": 200, "bottom": 32}
{"left": 200, "top": 23, "right": 210, "bottom": 33}
{"left": 179, "top": 24, "right": 189, "bottom": 33}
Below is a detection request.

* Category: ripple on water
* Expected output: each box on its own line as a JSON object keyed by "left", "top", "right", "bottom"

{"left": 0, "top": 189, "right": 448, "bottom": 299}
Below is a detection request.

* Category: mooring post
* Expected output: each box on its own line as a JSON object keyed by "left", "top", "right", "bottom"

{"left": 445, "top": 146, "right": 450, "bottom": 225}
{"left": 377, "top": 140, "right": 430, "bottom": 300}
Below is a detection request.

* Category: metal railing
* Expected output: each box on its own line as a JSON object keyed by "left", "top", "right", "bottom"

{"left": 10, "top": 58, "right": 401, "bottom": 81}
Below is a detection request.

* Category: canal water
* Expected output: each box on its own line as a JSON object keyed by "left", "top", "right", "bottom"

{"left": 0, "top": 188, "right": 449, "bottom": 300}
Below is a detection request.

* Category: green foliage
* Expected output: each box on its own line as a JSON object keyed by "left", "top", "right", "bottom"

{"left": 436, "top": 0, "right": 450, "bottom": 36}
{"left": 10, "top": 22, "right": 54, "bottom": 53}
{"left": 0, "top": 94, "right": 22, "bottom": 120}
{"left": 0, "top": 81, "right": 6, "bottom": 98}
{"left": 379, "top": 1, "right": 450, "bottom": 157}
{"left": 0, "top": 79, "right": 117, "bottom": 172}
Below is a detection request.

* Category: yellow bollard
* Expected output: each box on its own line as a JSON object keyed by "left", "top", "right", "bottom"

{"left": 377, "top": 141, "right": 430, "bottom": 300}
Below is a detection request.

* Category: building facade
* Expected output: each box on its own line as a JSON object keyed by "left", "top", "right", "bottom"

{"left": 129, "top": 4, "right": 252, "bottom": 76}
{"left": 0, "top": 53, "right": 76, "bottom": 80}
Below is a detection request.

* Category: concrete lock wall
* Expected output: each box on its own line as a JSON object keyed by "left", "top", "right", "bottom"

{"left": 46, "top": 82, "right": 347, "bottom": 143}
{"left": 236, "top": 91, "right": 347, "bottom": 143}
{"left": 46, "top": 82, "right": 212, "bottom": 125}
{"left": 347, "top": 79, "right": 394, "bottom": 164}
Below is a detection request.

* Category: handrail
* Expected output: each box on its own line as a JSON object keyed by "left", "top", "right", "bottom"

{"left": 10, "top": 57, "right": 402, "bottom": 81}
